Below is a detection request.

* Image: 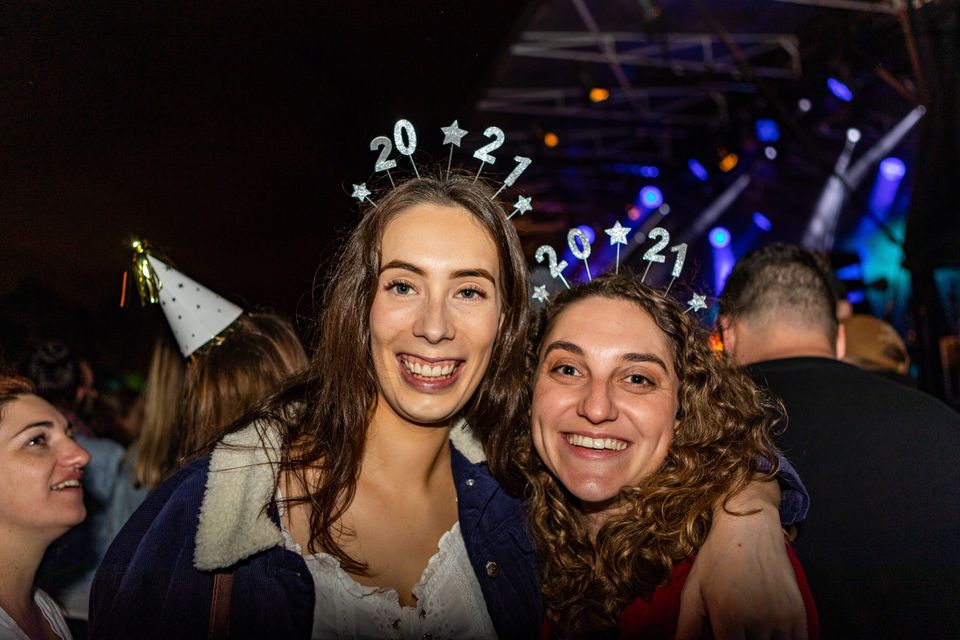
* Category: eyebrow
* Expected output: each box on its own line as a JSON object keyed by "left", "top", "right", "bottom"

{"left": 622, "top": 352, "right": 670, "bottom": 374}
{"left": 380, "top": 261, "right": 496, "bottom": 285}
{"left": 542, "top": 341, "right": 583, "bottom": 358}
{"left": 450, "top": 268, "right": 496, "bottom": 285}
{"left": 380, "top": 260, "right": 425, "bottom": 276}
{"left": 541, "top": 341, "right": 670, "bottom": 374}
{"left": 14, "top": 420, "right": 54, "bottom": 437}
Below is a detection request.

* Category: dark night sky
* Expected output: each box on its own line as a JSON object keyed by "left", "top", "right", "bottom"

{"left": 1, "top": 1, "right": 535, "bottom": 317}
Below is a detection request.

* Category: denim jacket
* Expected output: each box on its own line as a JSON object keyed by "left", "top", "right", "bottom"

{"left": 90, "top": 421, "right": 542, "bottom": 639}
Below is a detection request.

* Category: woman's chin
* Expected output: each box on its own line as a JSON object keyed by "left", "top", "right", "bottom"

{"left": 566, "top": 482, "right": 623, "bottom": 514}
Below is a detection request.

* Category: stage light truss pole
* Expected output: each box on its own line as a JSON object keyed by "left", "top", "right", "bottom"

{"left": 567, "top": 0, "right": 670, "bottom": 159}
{"left": 496, "top": 124, "right": 675, "bottom": 152}
{"left": 509, "top": 31, "right": 801, "bottom": 80}
{"left": 771, "top": 0, "right": 901, "bottom": 15}
{"left": 476, "top": 85, "right": 755, "bottom": 126}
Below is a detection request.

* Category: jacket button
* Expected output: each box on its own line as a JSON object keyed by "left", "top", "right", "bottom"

{"left": 485, "top": 560, "right": 500, "bottom": 578}
{"left": 465, "top": 478, "right": 475, "bottom": 487}
{"left": 392, "top": 618, "right": 400, "bottom": 629}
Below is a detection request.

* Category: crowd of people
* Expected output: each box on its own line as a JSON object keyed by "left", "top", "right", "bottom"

{"left": 1, "top": 170, "right": 957, "bottom": 640}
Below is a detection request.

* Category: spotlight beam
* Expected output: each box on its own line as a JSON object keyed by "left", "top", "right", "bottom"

{"left": 845, "top": 106, "right": 926, "bottom": 185}
{"left": 803, "top": 106, "right": 926, "bottom": 251}
{"left": 681, "top": 174, "right": 753, "bottom": 244}
{"left": 803, "top": 136, "right": 858, "bottom": 250}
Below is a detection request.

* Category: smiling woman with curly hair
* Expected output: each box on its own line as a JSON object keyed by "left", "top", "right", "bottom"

{"left": 522, "top": 272, "right": 818, "bottom": 639}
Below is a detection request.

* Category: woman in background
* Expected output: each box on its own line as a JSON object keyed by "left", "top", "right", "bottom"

{"left": 127, "top": 313, "right": 307, "bottom": 492}
{"left": 125, "top": 336, "right": 185, "bottom": 492}
{"left": 0, "top": 373, "right": 90, "bottom": 640}
{"left": 176, "top": 311, "right": 309, "bottom": 463}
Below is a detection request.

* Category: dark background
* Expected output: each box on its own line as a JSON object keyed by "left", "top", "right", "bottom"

{"left": 2, "top": 1, "right": 957, "bottom": 395}
{"left": 0, "top": 1, "right": 536, "bottom": 315}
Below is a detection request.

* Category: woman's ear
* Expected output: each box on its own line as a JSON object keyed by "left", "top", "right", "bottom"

{"left": 718, "top": 317, "right": 739, "bottom": 362}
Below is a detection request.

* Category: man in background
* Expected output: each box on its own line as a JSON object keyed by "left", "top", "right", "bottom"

{"left": 718, "top": 244, "right": 960, "bottom": 638}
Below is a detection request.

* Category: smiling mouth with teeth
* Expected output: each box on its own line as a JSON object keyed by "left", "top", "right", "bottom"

{"left": 50, "top": 479, "right": 83, "bottom": 491}
{"left": 399, "top": 356, "right": 462, "bottom": 380}
{"left": 565, "top": 434, "right": 629, "bottom": 451}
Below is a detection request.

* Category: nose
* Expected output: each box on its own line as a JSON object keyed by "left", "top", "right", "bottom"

{"left": 61, "top": 438, "right": 91, "bottom": 470}
{"left": 413, "top": 294, "right": 455, "bottom": 344}
{"left": 577, "top": 377, "right": 618, "bottom": 424}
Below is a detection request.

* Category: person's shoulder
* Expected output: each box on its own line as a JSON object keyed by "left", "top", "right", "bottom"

{"left": 755, "top": 356, "right": 960, "bottom": 427}
{"left": 829, "top": 360, "right": 960, "bottom": 418}
{"left": 151, "top": 455, "right": 211, "bottom": 506}
{"left": 107, "top": 455, "right": 211, "bottom": 553}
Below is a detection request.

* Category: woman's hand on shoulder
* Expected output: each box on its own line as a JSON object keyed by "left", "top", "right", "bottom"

{"left": 675, "top": 479, "right": 807, "bottom": 640}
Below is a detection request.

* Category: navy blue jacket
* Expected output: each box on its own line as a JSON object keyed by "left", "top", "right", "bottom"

{"left": 90, "top": 445, "right": 541, "bottom": 639}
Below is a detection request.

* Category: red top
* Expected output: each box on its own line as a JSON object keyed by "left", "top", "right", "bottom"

{"left": 542, "top": 544, "right": 819, "bottom": 639}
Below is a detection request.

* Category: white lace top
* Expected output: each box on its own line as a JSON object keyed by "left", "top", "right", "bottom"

{"left": 0, "top": 589, "right": 73, "bottom": 640}
{"left": 278, "top": 497, "right": 497, "bottom": 640}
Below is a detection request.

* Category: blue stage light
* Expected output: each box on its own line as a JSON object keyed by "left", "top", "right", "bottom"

{"left": 879, "top": 157, "right": 906, "bottom": 180}
{"left": 836, "top": 263, "right": 863, "bottom": 281}
{"left": 639, "top": 186, "right": 663, "bottom": 209}
{"left": 755, "top": 119, "right": 780, "bottom": 143}
{"left": 752, "top": 212, "right": 772, "bottom": 231}
{"left": 639, "top": 166, "right": 660, "bottom": 178}
{"left": 687, "top": 159, "right": 709, "bottom": 182}
{"left": 709, "top": 226, "right": 731, "bottom": 249}
{"left": 827, "top": 77, "right": 853, "bottom": 102}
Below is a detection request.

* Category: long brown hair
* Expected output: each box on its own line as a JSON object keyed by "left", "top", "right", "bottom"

{"left": 238, "top": 171, "right": 530, "bottom": 575}
{"left": 179, "top": 312, "right": 307, "bottom": 462}
{"left": 521, "top": 272, "right": 781, "bottom": 638}
{"left": 132, "top": 336, "right": 186, "bottom": 488}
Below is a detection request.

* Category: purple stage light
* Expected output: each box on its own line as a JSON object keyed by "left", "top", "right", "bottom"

{"left": 640, "top": 166, "right": 660, "bottom": 178}
{"left": 755, "top": 119, "right": 780, "bottom": 143}
{"left": 752, "top": 212, "right": 772, "bottom": 231}
{"left": 688, "top": 159, "right": 709, "bottom": 182}
{"left": 709, "top": 226, "right": 731, "bottom": 249}
{"left": 639, "top": 186, "right": 663, "bottom": 209}
{"left": 879, "top": 157, "right": 906, "bottom": 180}
{"left": 827, "top": 77, "right": 853, "bottom": 102}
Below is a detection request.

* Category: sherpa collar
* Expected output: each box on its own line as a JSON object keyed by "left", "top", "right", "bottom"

{"left": 193, "top": 418, "right": 486, "bottom": 571}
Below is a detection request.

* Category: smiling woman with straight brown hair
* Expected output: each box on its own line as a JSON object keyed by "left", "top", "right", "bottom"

{"left": 91, "top": 172, "right": 541, "bottom": 639}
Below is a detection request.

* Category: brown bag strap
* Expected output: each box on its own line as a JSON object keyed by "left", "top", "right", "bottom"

{"left": 208, "top": 570, "right": 234, "bottom": 639}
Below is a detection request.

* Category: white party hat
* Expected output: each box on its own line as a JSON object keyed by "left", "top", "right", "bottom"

{"left": 145, "top": 255, "right": 244, "bottom": 357}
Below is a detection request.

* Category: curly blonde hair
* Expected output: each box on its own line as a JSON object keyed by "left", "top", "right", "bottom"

{"left": 520, "top": 272, "right": 782, "bottom": 638}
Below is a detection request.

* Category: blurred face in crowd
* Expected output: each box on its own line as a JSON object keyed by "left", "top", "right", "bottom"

{"left": 531, "top": 297, "right": 679, "bottom": 515}
{"left": 0, "top": 394, "right": 90, "bottom": 539}
{"left": 369, "top": 203, "right": 503, "bottom": 428}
